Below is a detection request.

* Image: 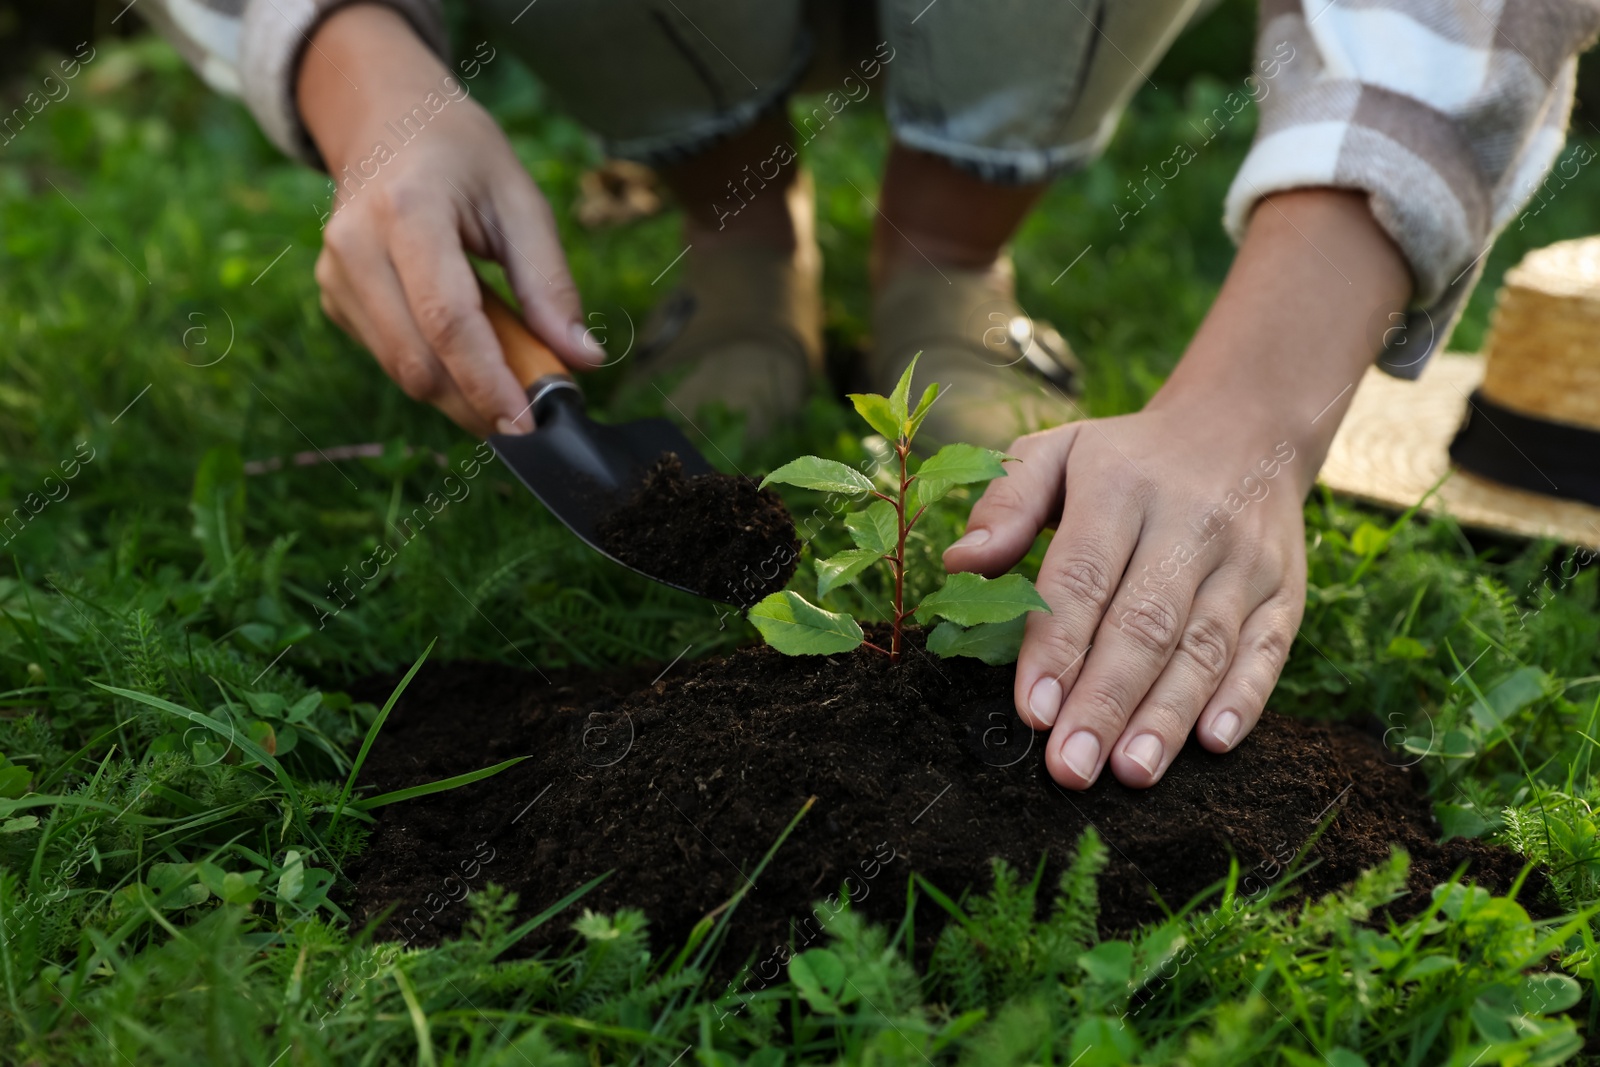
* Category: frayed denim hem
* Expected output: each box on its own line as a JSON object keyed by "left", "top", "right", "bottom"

{"left": 604, "top": 31, "right": 815, "bottom": 167}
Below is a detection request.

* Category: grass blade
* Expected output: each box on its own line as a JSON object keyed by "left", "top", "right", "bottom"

{"left": 391, "top": 965, "right": 437, "bottom": 1067}
{"left": 329, "top": 637, "right": 435, "bottom": 830}
{"left": 352, "top": 755, "right": 528, "bottom": 811}
{"left": 493, "top": 871, "right": 613, "bottom": 956}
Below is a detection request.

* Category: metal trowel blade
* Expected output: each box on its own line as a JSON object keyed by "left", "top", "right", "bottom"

{"left": 487, "top": 406, "right": 717, "bottom": 597}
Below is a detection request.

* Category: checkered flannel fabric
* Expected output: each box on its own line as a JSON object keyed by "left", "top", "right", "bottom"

{"left": 1228, "top": 0, "right": 1600, "bottom": 376}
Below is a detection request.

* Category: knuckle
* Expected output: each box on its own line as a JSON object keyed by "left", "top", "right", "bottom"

{"left": 544, "top": 275, "right": 582, "bottom": 313}
{"left": 394, "top": 359, "right": 443, "bottom": 402}
{"left": 414, "top": 297, "right": 475, "bottom": 352}
{"left": 1134, "top": 700, "right": 1190, "bottom": 742}
{"left": 322, "top": 219, "right": 355, "bottom": 257}
{"left": 374, "top": 182, "right": 422, "bottom": 222}
{"left": 975, "top": 479, "right": 1031, "bottom": 519}
{"left": 1114, "top": 594, "right": 1181, "bottom": 655}
{"left": 540, "top": 275, "right": 585, "bottom": 316}
{"left": 1249, "top": 624, "right": 1293, "bottom": 669}
{"left": 1230, "top": 533, "right": 1273, "bottom": 575}
{"left": 1073, "top": 685, "right": 1131, "bottom": 733}
{"left": 1230, "top": 670, "right": 1272, "bottom": 712}
{"left": 313, "top": 250, "right": 339, "bottom": 290}
{"left": 1028, "top": 615, "right": 1089, "bottom": 673}
{"left": 1049, "top": 556, "right": 1115, "bottom": 608}
{"left": 1176, "top": 615, "right": 1232, "bottom": 679}
{"left": 1126, "top": 473, "right": 1160, "bottom": 508}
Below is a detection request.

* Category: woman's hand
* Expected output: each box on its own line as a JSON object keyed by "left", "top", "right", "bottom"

{"left": 297, "top": 4, "right": 601, "bottom": 437}
{"left": 946, "top": 188, "right": 1414, "bottom": 788}
{"left": 947, "top": 410, "right": 1307, "bottom": 788}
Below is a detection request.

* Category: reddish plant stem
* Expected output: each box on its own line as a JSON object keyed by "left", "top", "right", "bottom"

{"left": 891, "top": 437, "right": 911, "bottom": 662}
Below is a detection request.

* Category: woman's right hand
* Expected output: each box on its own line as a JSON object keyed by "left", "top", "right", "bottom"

{"left": 296, "top": 4, "right": 602, "bottom": 437}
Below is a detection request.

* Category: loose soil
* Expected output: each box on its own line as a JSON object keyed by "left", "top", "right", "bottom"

{"left": 593, "top": 453, "right": 798, "bottom": 603}
{"left": 347, "top": 632, "right": 1537, "bottom": 975}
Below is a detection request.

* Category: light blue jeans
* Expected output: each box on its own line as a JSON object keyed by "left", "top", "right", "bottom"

{"left": 483, "top": 0, "right": 1203, "bottom": 183}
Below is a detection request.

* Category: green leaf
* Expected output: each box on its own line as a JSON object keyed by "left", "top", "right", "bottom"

{"left": 847, "top": 393, "right": 899, "bottom": 441}
{"left": 284, "top": 692, "right": 321, "bottom": 724}
{"left": 1078, "top": 940, "right": 1133, "bottom": 986}
{"left": 278, "top": 850, "right": 305, "bottom": 902}
{"left": 1069, "top": 1014, "right": 1139, "bottom": 1066}
{"left": 247, "top": 720, "right": 277, "bottom": 757}
{"left": 816, "top": 548, "right": 883, "bottom": 598}
{"left": 189, "top": 445, "right": 246, "bottom": 578}
{"left": 748, "top": 591, "right": 864, "bottom": 656}
{"left": 915, "top": 572, "right": 1050, "bottom": 627}
{"left": 846, "top": 500, "right": 898, "bottom": 555}
{"left": 915, "top": 443, "right": 1009, "bottom": 486}
{"left": 145, "top": 863, "right": 210, "bottom": 910}
{"left": 889, "top": 353, "right": 920, "bottom": 425}
{"left": 760, "top": 456, "right": 875, "bottom": 496}
{"left": 1436, "top": 727, "right": 1477, "bottom": 759}
{"left": 926, "top": 617, "right": 1027, "bottom": 665}
{"left": 1350, "top": 521, "right": 1387, "bottom": 558}
{"left": 1398, "top": 956, "right": 1457, "bottom": 981}
{"left": 905, "top": 382, "right": 940, "bottom": 441}
{"left": 1384, "top": 635, "right": 1429, "bottom": 660}
{"left": 1, "top": 816, "right": 39, "bottom": 834}
{"left": 198, "top": 862, "right": 265, "bottom": 905}
{"left": 911, "top": 477, "right": 954, "bottom": 514}
{"left": 1433, "top": 882, "right": 1492, "bottom": 920}
{"left": 789, "top": 948, "right": 846, "bottom": 1012}
{"left": 1434, "top": 802, "right": 1491, "bottom": 841}
{"left": 1519, "top": 973, "right": 1583, "bottom": 1015}
{"left": 1470, "top": 666, "right": 1546, "bottom": 731}
{"left": 242, "top": 691, "right": 285, "bottom": 719}
{"left": 0, "top": 764, "right": 32, "bottom": 800}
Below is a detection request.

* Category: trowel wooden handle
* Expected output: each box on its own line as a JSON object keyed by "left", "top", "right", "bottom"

{"left": 479, "top": 281, "right": 571, "bottom": 390}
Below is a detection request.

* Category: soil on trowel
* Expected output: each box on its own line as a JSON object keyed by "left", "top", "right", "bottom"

{"left": 346, "top": 632, "right": 1538, "bottom": 979}
{"left": 593, "top": 453, "right": 798, "bottom": 604}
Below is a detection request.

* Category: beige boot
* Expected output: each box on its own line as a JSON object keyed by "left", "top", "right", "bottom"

{"left": 868, "top": 260, "right": 1083, "bottom": 450}
{"left": 623, "top": 174, "right": 823, "bottom": 440}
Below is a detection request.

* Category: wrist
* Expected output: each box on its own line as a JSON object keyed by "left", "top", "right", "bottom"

{"left": 296, "top": 3, "right": 449, "bottom": 169}
{"left": 1149, "top": 188, "right": 1412, "bottom": 494}
{"left": 1145, "top": 376, "right": 1334, "bottom": 498}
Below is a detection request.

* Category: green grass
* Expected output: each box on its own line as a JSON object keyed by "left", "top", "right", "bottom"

{"left": 2, "top": 25, "right": 1600, "bottom": 1066}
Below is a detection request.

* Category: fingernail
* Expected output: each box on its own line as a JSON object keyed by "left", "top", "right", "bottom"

{"left": 1211, "top": 710, "right": 1242, "bottom": 749}
{"left": 1027, "top": 676, "right": 1062, "bottom": 728}
{"left": 495, "top": 417, "right": 524, "bottom": 437}
{"left": 1124, "top": 733, "right": 1163, "bottom": 776}
{"left": 1061, "top": 731, "right": 1100, "bottom": 782}
{"left": 570, "top": 321, "right": 605, "bottom": 365}
{"left": 949, "top": 527, "right": 991, "bottom": 551}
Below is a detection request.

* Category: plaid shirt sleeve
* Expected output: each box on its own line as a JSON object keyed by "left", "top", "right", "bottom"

{"left": 138, "top": 0, "right": 448, "bottom": 165}
{"left": 1224, "top": 0, "right": 1600, "bottom": 378}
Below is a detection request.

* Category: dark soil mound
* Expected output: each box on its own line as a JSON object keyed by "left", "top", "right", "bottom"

{"left": 346, "top": 635, "right": 1535, "bottom": 974}
{"left": 594, "top": 454, "right": 798, "bottom": 604}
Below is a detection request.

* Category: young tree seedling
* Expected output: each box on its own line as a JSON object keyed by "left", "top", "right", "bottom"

{"left": 749, "top": 355, "right": 1049, "bottom": 664}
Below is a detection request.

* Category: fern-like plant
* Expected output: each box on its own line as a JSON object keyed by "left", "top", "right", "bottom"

{"left": 750, "top": 355, "right": 1049, "bottom": 663}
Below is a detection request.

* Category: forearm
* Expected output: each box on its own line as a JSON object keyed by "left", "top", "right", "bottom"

{"left": 1148, "top": 188, "right": 1413, "bottom": 494}
{"left": 296, "top": 3, "right": 455, "bottom": 169}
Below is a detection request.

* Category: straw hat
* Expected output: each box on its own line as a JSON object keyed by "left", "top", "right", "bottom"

{"left": 1320, "top": 237, "right": 1600, "bottom": 551}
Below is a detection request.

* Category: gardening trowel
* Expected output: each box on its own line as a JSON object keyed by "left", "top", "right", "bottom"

{"left": 479, "top": 283, "right": 717, "bottom": 597}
